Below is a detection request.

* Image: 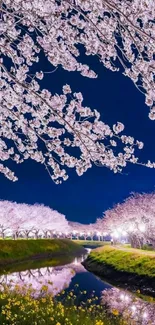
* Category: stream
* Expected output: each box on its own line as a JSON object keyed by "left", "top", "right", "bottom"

{"left": 0, "top": 248, "right": 155, "bottom": 324}
{"left": 0, "top": 249, "right": 111, "bottom": 299}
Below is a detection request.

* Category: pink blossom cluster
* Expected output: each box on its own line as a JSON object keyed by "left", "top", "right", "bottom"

{"left": 0, "top": 0, "right": 154, "bottom": 181}
{"left": 101, "top": 287, "right": 155, "bottom": 325}
{"left": 0, "top": 266, "right": 74, "bottom": 297}
{"left": 0, "top": 255, "right": 86, "bottom": 296}
{"left": 0, "top": 200, "right": 70, "bottom": 238}
{"left": 96, "top": 193, "right": 155, "bottom": 248}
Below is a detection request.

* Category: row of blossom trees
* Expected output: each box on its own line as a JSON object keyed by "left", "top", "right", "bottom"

{"left": 1, "top": 193, "right": 155, "bottom": 244}
{"left": 68, "top": 221, "right": 103, "bottom": 240}
{"left": 0, "top": 200, "right": 103, "bottom": 240}
{"left": 0, "top": 0, "right": 155, "bottom": 182}
{"left": 96, "top": 193, "right": 155, "bottom": 248}
{"left": 0, "top": 200, "right": 70, "bottom": 239}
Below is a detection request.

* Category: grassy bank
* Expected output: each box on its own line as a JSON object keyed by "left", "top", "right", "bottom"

{"left": 83, "top": 246, "right": 155, "bottom": 296}
{"left": 73, "top": 240, "right": 110, "bottom": 248}
{"left": 0, "top": 239, "right": 85, "bottom": 266}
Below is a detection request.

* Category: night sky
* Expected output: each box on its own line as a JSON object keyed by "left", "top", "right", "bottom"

{"left": 1, "top": 54, "right": 155, "bottom": 224}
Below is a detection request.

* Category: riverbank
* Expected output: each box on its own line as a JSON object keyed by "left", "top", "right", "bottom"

{"left": 0, "top": 239, "right": 85, "bottom": 266}
{"left": 73, "top": 240, "right": 110, "bottom": 248}
{"left": 83, "top": 246, "right": 155, "bottom": 296}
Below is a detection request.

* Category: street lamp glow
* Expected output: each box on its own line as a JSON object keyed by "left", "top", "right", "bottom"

{"left": 113, "top": 231, "right": 119, "bottom": 239}
{"left": 139, "top": 224, "right": 146, "bottom": 232}
{"left": 128, "top": 225, "right": 134, "bottom": 232}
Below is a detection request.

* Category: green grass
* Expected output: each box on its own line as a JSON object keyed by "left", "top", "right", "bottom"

{"left": 0, "top": 239, "right": 85, "bottom": 265}
{"left": 73, "top": 240, "right": 110, "bottom": 247}
{"left": 122, "top": 243, "right": 155, "bottom": 253}
{"left": 88, "top": 246, "right": 155, "bottom": 278}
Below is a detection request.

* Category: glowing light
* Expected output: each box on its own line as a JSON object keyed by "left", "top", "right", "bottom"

{"left": 86, "top": 248, "right": 91, "bottom": 253}
{"left": 112, "top": 231, "right": 119, "bottom": 238}
{"left": 131, "top": 305, "right": 136, "bottom": 312}
{"left": 73, "top": 257, "right": 78, "bottom": 265}
{"left": 124, "top": 295, "right": 129, "bottom": 301}
{"left": 139, "top": 224, "right": 146, "bottom": 232}
{"left": 143, "top": 312, "right": 147, "bottom": 319}
{"left": 128, "top": 225, "right": 134, "bottom": 232}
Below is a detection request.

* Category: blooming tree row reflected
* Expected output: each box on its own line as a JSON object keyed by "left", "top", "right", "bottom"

{"left": 0, "top": 263, "right": 154, "bottom": 324}
{"left": 101, "top": 288, "right": 155, "bottom": 325}
{"left": 0, "top": 255, "right": 86, "bottom": 296}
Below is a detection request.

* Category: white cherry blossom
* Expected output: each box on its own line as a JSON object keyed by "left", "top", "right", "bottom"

{"left": 0, "top": 0, "right": 154, "bottom": 181}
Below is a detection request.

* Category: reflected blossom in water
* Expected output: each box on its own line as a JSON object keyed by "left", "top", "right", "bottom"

{"left": 0, "top": 267, "right": 74, "bottom": 296}
{"left": 0, "top": 256, "right": 86, "bottom": 297}
{"left": 101, "top": 287, "right": 155, "bottom": 324}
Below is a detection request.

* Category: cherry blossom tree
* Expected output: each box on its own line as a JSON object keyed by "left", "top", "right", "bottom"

{"left": 0, "top": 0, "right": 155, "bottom": 182}
{"left": 0, "top": 200, "right": 70, "bottom": 239}
{"left": 69, "top": 221, "right": 98, "bottom": 240}
{"left": 97, "top": 193, "right": 155, "bottom": 248}
{"left": 0, "top": 200, "right": 12, "bottom": 238}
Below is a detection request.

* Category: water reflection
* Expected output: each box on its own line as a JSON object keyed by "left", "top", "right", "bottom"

{"left": 101, "top": 287, "right": 155, "bottom": 325}
{"left": 0, "top": 255, "right": 87, "bottom": 296}
{"left": 1, "top": 251, "right": 154, "bottom": 324}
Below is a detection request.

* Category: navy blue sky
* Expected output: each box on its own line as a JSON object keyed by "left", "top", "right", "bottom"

{"left": 1, "top": 54, "right": 155, "bottom": 223}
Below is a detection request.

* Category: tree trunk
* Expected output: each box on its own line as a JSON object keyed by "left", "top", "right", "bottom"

{"left": 50, "top": 232, "right": 53, "bottom": 239}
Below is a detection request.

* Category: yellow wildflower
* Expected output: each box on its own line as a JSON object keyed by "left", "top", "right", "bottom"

{"left": 95, "top": 321, "right": 104, "bottom": 325}
{"left": 112, "top": 309, "right": 119, "bottom": 316}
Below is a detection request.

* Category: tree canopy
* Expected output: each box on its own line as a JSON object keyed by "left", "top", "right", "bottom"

{"left": 0, "top": 0, "right": 155, "bottom": 182}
